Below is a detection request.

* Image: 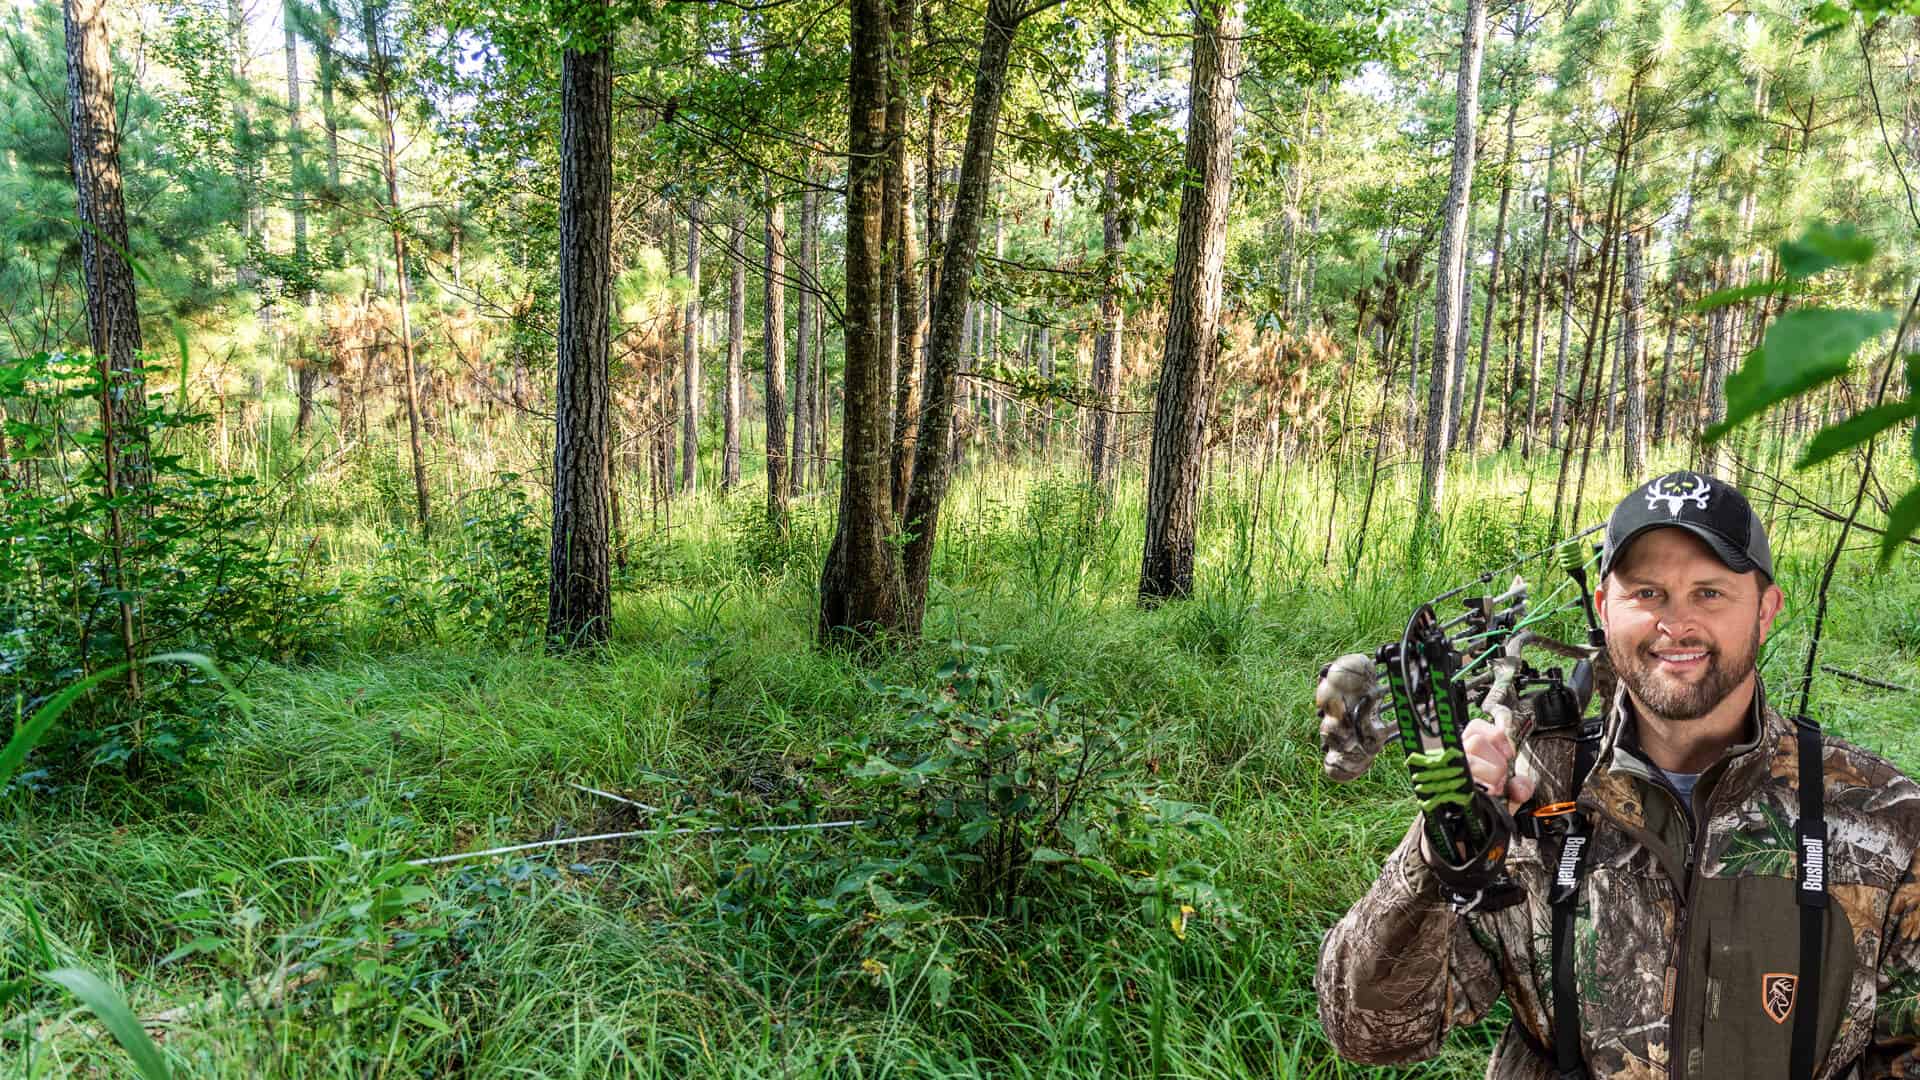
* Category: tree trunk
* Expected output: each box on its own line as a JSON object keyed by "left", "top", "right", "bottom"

{"left": 724, "top": 203, "right": 746, "bottom": 490}
{"left": 1653, "top": 286, "right": 1678, "bottom": 445}
{"left": 286, "top": 2, "right": 316, "bottom": 434}
{"left": 64, "top": 0, "right": 149, "bottom": 487}
{"left": 547, "top": 27, "right": 613, "bottom": 649}
{"left": 1552, "top": 83, "right": 1636, "bottom": 537}
{"left": 1465, "top": 91, "right": 1518, "bottom": 452}
{"left": 765, "top": 187, "right": 791, "bottom": 527}
{"left": 1090, "top": 26, "right": 1125, "bottom": 487}
{"left": 1417, "top": 0, "right": 1487, "bottom": 522}
{"left": 1621, "top": 228, "right": 1646, "bottom": 476}
{"left": 1137, "top": 0, "right": 1244, "bottom": 603}
{"left": 888, "top": 0, "right": 922, "bottom": 517}
{"left": 794, "top": 171, "right": 814, "bottom": 495}
{"left": 899, "top": 0, "right": 1033, "bottom": 628}
{"left": 683, "top": 199, "right": 702, "bottom": 494}
{"left": 820, "top": 0, "right": 907, "bottom": 645}
{"left": 1550, "top": 167, "right": 1581, "bottom": 450}
{"left": 363, "top": 3, "right": 431, "bottom": 537}
{"left": 1522, "top": 146, "right": 1556, "bottom": 457}
{"left": 65, "top": 0, "right": 147, "bottom": 698}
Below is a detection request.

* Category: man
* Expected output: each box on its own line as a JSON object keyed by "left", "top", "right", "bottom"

{"left": 1314, "top": 471, "right": 1920, "bottom": 1079}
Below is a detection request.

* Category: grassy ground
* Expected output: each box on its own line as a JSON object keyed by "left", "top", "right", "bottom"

{"left": 6, "top": 414, "right": 1919, "bottom": 1077}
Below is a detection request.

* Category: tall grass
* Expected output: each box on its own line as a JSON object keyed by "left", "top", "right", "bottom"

{"left": 4, "top": 403, "right": 1915, "bottom": 1077}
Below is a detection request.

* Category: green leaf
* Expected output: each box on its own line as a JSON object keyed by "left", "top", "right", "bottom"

{"left": 1705, "top": 308, "right": 1897, "bottom": 443}
{"left": 1778, "top": 223, "right": 1877, "bottom": 279}
{"left": 39, "top": 968, "right": 173, "bottom": 1080}
{"left": 1881, "top": 485, "right": 1920, "bottom": 567}
{"left": 1904, "top": 353, "right": 1920, "bottom": 397}
{"left": 1795, "top": 401, "right": 1920, "bottom": 469}
{"left": 1690, "top": 280, "right": 1785, "bottom": 313}
{"left": 0, "top": 663, "right": 131, "bottom": 789}
{"left": 1, "top": 654, "right": 238, "bottom": 790}
{"left": 1029, "top": 846, "right": 1074, "bottom": 863}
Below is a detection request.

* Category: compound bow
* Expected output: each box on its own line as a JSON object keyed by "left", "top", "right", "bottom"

{"left": 1319, "top": 523, "right": 1612, "bottom": 913}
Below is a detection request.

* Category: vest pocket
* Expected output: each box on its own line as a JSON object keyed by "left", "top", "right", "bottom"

{"left": 1697, "top": 876, "right": 1853, "bottom": 1077}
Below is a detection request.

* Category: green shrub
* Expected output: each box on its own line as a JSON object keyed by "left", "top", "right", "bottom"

{"left": 820, "top": 643, "right": 1238, "bottom": 1005}
{"left": 0, "top": 352, "right": 337, "bottom": 778}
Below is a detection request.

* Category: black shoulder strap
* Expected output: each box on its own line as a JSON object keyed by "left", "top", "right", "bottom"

{"left": 1793, "top": 718, "right": 1828, "bottom": 1080}
{"left": 1549, "top": 716, "right": 1604, "bottom": 1080}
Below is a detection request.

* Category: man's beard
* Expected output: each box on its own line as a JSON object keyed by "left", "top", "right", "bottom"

{"left": 1609, "top": 619, "right": 1761, "bottom": 722}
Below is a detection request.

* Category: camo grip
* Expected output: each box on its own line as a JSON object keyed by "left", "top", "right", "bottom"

{"left": 1317, "top": 653, "right": 1392, "bottom": 782}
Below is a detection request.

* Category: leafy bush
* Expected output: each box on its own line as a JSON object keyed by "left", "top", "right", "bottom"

{"left": 820, "top": 643, "right": 1237, "bottom": 1003}
{"left": 441, "top": 474, "right": 547, "bottom": 642}
{"left": 0, "top": 352, "right": 337, "bottom": 777}
{"left": 356, "top": 474, "right": 547, "bottom": 646}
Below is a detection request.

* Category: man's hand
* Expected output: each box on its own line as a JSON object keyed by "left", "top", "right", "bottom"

{"left": 1316, "top": 654, "right": 1391, "bottom": 781}
{"left": 1460, "top": 718, "right": 1536, "bottom": 813}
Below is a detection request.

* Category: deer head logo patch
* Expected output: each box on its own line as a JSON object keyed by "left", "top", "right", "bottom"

{"left": 1763, "top": 972, "right": 1797, "bottom": 1024}
{"left": 1645, "top": 473, "right": 1712, "bottom": 518}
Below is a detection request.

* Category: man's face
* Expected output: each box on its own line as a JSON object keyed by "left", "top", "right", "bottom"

{"left": 1595, "top": 528, "right": 1784, "bottom": 723}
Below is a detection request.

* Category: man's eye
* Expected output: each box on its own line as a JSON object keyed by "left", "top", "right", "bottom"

{"left": 1699, "top": 589, "right": 1721, "bottom": 600}
{"left": 1636, "top": 588, "right": 1659, "bottom": 600}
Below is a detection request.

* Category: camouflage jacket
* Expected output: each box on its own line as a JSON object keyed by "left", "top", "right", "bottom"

{"left": 1316, "top": 684, "right": 1920, "bottom": 1079}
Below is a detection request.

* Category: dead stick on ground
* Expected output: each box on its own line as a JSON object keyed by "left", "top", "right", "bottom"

{"left": 409, "top": 819, "right": 870, "bottom": 868}
{"left": 1820, "top": 665, "right": 1919, "bottom": 694}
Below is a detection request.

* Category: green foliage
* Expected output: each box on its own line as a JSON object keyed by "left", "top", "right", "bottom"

{"left": 0, "top": 353, "right": 336, "bottom": 779}
{"left": 1699, "top": 223, "right": 1919, "bottom": 564}
{"left": 36, "top": 968, "right": 173, "bottom": 1080}
{"left": 358, "top": 477, "right": 548, "bottom": 645}
{"left": 1706, "top": 308, "right": 1897, "bottom": 442}
{"left": 826, "top": 643, "right": 1236, "bottom": 999}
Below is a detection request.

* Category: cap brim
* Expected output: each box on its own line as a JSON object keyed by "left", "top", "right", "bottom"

{"left": 1602, "top": 521, "right": 1761, "bottom": 580}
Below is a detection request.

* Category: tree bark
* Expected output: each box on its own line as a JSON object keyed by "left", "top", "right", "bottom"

{"left": 820, "top": 0, "right": 907, "bottom": 646}
{"left": 888, "top": 0, "right": 922, "bottom": 516}
{"left": 1621, "top": 227, "right": 1646, "bottom": 476}
{"left": 1466, "top": 91, "right": 1518, "bottom": 452}
{"left": 547, "top": 28, "right": 613, "bottom": 649}
{"left": 793, "top": 177, "right": 814, "bottom": 495}
{"left": 724, "top": 203, "right": 746, "bottom": 489}
{"left": 1522, "top": 146, "right": 1556, "bottom": 457}
{"left": 1417, "top": 0, "right": 1486, "bottom": 522}
{"left": 64, "top": 0, "right": 149, "bottom": 486}
{"left": 765, "top": 186, "right": 791, "bottom": 527}
{"left": 1550, "top": 161, "right": 1581, "bottom": 450}
{"left": 899, "top": 0, "right": 1032, "bottom": 628}
{"left": 1137, "top": 0, "right": 1244, "bottom": 603}
{"left": 1090, "top": 26, "right": 1125, "bottom": 487}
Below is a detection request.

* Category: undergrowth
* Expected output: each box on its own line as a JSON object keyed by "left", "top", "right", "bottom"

{"left": 3, "top": 406, "right": 1916, "bottom": 1077}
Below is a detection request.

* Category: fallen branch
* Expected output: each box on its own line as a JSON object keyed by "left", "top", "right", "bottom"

{"left": 1820, "top": 664, "right": 1919, "bottom": 694}
{"left": 408, "top": 818, "right": 870, "bottom": 868}
{"left": 566, "top": 781, "right": 662, "bottom": 813}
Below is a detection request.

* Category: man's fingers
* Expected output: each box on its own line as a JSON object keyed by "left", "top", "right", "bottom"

{"left": 1466, "top": 750, "right": 1511, "bottom": 793}
{"left": 1507, "top": 773, "right": 1537, "bottom": 804}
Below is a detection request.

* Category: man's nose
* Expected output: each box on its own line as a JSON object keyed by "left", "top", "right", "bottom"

{"left": 1655, "top": 609, "right": 1703, "bottom": 641}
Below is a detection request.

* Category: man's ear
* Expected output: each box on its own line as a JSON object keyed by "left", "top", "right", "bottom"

{"left": 1594, "top": 576, "right": 1611, "bottom": 634}
{"left": 1757, "top": 576, "right": 1784, "bottom": 640}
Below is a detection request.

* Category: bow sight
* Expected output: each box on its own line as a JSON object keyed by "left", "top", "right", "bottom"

{"left": 1339, "top": 523, "right": 1610, "bottom": 914}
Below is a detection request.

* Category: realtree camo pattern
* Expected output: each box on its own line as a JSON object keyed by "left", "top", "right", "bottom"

{"left": 1317, "top": 690, "right": 1920, "bottom": 1079}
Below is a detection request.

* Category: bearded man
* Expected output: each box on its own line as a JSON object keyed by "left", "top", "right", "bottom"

{"left": 1313, "top": 472, "right": 1920, "bottom": 1079}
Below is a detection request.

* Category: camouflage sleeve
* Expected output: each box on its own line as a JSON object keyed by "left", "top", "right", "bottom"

{"left": 1863, "top": 859, "right": 1920, "bottom": 1078}
{"left": 1315, "top": 816, "right": 1506, "bottom": 1065}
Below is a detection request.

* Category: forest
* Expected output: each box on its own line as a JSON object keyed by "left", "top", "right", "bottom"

{"left": 5, "top": 0, "right": 1920, "bottom": 1072}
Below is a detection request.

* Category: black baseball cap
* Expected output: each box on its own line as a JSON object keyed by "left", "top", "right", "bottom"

{"left": 1599, "top": 471, "right": 1773, "bottom": 582}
